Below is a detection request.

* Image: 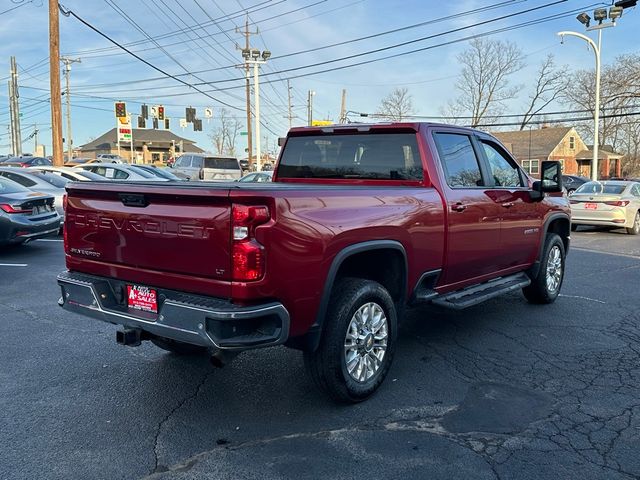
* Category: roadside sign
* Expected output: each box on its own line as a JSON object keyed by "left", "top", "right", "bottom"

{"left": 240, "top": 131, "right": 248, "bottom": 136}
{"left": 118, "top": 117, "right": 132, "bottom": 142}
{"left": 311, "top": 120, "right": 333, "bottom": 126}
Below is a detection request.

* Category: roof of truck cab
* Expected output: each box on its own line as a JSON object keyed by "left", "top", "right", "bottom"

{"left": 286, "top": 122, "right": 482, "bottom": 135}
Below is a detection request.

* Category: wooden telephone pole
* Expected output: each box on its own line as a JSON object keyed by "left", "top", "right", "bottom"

{"left": 49, "top": 0, "right": 64, "bottom": 166}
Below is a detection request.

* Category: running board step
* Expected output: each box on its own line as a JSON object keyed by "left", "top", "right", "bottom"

{"left": 431, "top": 273, "right": 531, "bottom": 310}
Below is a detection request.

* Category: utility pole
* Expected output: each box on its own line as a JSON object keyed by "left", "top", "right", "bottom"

{"left": 9, "top": 57, "right": 22, "bottom": 156}
{"left": 287, "top": 80, "right": 293, "bottom": 130}
{"left": 49, "top": 0, "right": 64, "bottom": 166}
{"left": 339, "top": 89, "right": 347, "bottom": 124}
{"left": 61, "top": 57, "right": 81, "bottom": 162}
{"left": 8, "top": 81, "right": 16, "bottom": 156}
{"left": 34, "top": 123, "right": 38, "bottom": 153}
{"left": 307, "top": 90, "right": 315, "bottom": 126}
{"left": 236, "top": 16, "right": 256, "bottom": 167}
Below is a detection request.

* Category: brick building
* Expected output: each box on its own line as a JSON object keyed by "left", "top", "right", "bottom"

{"left": 492, "top": 126, "right": 623, "bottom": 179}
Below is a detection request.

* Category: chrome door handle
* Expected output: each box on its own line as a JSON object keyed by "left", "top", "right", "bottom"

{"left": 452, "top": 203, "right": 467, "bottom": 212}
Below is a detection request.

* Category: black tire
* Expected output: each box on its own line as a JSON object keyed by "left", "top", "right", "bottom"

{"left": 303, "top": 278, "right": 397, "bottom": 403}
{"left": 151, "top": 337, "right": 207, "bottom": 355}
{"left": 626, "top": 211, "right": 640, "bottom": 235}
{"left": 571, "top": 224, "right": 578, "bottom": 232}
{"left": 523, "top": 233, "right": 565, "bottom": 304}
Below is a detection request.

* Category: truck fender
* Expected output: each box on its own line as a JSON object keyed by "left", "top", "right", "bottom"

{"left": 527, "top": 213, "right": 571, "bottom": 279}
{"left": 288, "top": 240, "right": 408, "bottom": 352}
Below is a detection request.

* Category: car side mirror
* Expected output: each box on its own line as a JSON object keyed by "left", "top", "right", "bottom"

{"left": 277, "top": 137, "right": 286, "bottom": 147}
{"left": 530, "top": 161, "right": 563, "bottom": 201}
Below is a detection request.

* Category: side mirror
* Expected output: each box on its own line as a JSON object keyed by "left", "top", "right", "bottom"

{"left": 277, "top": 137, "right": 286, "bottom": 147}
{"left": 530, "top": 161, "right": 563, "bottom": 201}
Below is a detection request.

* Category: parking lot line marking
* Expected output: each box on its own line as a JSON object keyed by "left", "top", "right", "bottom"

{"left": 572, "top": 247, "right": 640, "bottom": 260}
{"left": 559, "top": 294, "right": 606, "bottom": 304}
{"left": 0, "top": 263, "right": 28, "bottom": 267}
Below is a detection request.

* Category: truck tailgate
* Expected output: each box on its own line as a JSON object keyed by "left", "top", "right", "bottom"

{"left": 64, "top": 182, "right": 232, "bottom": 295}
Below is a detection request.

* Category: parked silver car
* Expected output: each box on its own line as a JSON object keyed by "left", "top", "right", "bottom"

{"left": 27, "top": 166, "right": 106, "bottom": 182}
{"left": 75, "top": 163, "right": 168, "bottom": 182}
{"left": 171, "top": 153, "right": 242, "bottom": 181}
{"left": 570, "top": 180, "right": 640, "bottom": 235}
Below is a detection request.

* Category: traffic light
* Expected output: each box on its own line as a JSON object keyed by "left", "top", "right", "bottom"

{"left": 137, "top": 116, "right": 145, "bottom": 128}
{"left": 193, "top": 119, "right": 202, "bottom": 131}
{"left": 185, "top": 106, "right": 196, "bottom": 123}
{"left": 153, "top": 118, "right": 158, "bottom": 130}
{"left": 141, "top": 104, "right": 148, "bottom": 119}
{"left": 164, "top": 118, "right": 170, "bottom": 129}
{"left": 115, "top": 102, "right": 126, "bottom": 118}
{"left": 158, "top": 105, "right": 165, "bottom": 121}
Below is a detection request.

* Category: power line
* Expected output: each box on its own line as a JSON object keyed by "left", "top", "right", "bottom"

{"left": 58, "top": 3, "right": 244, "bottom": 111}
{"left": 475, "top": 111, "right": 640, "bottom": 128}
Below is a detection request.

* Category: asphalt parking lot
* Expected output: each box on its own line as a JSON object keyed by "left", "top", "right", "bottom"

{"left": 1, "top": 228, "right": 640, "bottom": 480}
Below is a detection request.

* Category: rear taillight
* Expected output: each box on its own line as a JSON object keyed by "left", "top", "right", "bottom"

{"left": 62, "top": 193, "right": 68, "bottom": 211}
{"left": 604, "top": 200, "right": 630, "bottom": 207}
{"left": 199, "top": 168, "right": 204, "bottom": 180}
{"left": 0, "top": 204, "right": 32, "bottom": 214}
{"left": 569, "top": 200, "right": 579, "bottom": 204}
{"left": 63, "top": 222, "right": 69, "bottom": 254}
{"left": 20, "top": 163, "right": 29, "bottom": 168}
{"left": 231, "top": 204, "right": 270, "bottom": 281}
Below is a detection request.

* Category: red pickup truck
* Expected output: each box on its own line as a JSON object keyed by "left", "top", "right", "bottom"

{"left": 58, "top": 123, "right": 570, "bottom": 402}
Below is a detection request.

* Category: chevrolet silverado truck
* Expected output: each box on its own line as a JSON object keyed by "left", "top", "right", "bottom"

{"left": 58, "top": 123, "right": 570, "bottom": 402}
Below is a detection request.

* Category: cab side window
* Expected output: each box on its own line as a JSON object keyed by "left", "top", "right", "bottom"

{"left": 434, "top": 133, "right": 484, "bottom": 188}
{"left": 481, "top": 141, "right": 523, "bottom": 187}
{"left": 192, "top": 156, "right": 203, "bottom": 169}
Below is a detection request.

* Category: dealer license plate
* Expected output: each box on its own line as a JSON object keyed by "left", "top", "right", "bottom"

{"left": 585, "top": 203, "right": 598, "bottom": 210}
{"left": 127, "top": 284, "right": 158, "bottom": 313}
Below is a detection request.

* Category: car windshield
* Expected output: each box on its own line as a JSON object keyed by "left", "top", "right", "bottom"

{"left": 0, "top": 176, "right": 29, "bottom": 193}
{"left": 575, "top": 182, "right": 626, "bottom": 195}
{"left": 31, "top": 171, "right": 69, "bottom": 188}
{"left": 127, "top": 166, "right": 158, "bottom": 178}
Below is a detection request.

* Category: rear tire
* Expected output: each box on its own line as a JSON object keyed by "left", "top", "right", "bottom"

{"left": 626, "top": 212, "right": 640, "bottom": 235}
{"left": 523, "top": 233, "right": 565, "bottom": 304}
{"left": 151, "top": 337, "right": 207, "bottom": 355}
{"left": 303, "top": 278, "right": 397, "bottom": 403}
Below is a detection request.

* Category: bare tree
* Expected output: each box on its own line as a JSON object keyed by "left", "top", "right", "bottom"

{"left": 519, "top": 54, "right": 567, "bottom": 130}
{"left": 446, "top": 38, "right": 525, "bottom": 127}
{"left": 377, "top": 87, "right": 415, "bottom": 121}
{"left": 208, "top": 108, "right": 241, "bottom": 156}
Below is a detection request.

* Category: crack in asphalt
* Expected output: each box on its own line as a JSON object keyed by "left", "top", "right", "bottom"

{"left": 150, "top": 369, "right": 217, "bottom": 475}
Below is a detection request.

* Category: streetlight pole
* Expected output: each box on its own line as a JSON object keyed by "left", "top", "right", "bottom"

{"left": 241, "top": 48, "right": 270, "bottom": 172}
{"left": 557, "top": 4, "right": 627, "bottom": 181}
{"left": 557, "top": 30, "right": 601, "bottom": 180}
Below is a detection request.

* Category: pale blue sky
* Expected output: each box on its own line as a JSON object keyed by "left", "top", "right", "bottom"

{"left": 1, "top": 0, "right": 638, "bottom": 155}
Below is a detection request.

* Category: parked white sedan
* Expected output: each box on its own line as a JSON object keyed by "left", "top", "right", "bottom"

{"left": 570, "top": 180, "right": 640, "bottom": 235}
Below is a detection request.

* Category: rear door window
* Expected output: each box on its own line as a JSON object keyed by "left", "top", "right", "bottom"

{"left": 433, "top": 133, "right": 484, "bottom": 187}
{"left": 113, "top": 169, "right": 129, "bottom": 180}
{"left": 278, "top": 133, "right": 422, "bottom": 180}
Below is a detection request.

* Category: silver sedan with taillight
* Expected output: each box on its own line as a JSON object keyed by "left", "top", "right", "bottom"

{"left": 569, "top": 180, "right": 640, "bottom": 235}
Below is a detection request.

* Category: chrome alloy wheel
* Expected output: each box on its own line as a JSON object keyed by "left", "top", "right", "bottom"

{"left": 546, "top": 245, "right": 563, "bottom": 293}
{"left": 344, "top": 302, "right": 388, "bottom": 383}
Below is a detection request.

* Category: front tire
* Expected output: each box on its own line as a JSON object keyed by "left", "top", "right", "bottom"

{"left": 523, "top": 233, "right": 565, "bottom": 304}
{"left": 304, "top": 278, "right": 397, "bottom": 403}
{"left": 626, "top": 212, "right": 640, "bottom": 235}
